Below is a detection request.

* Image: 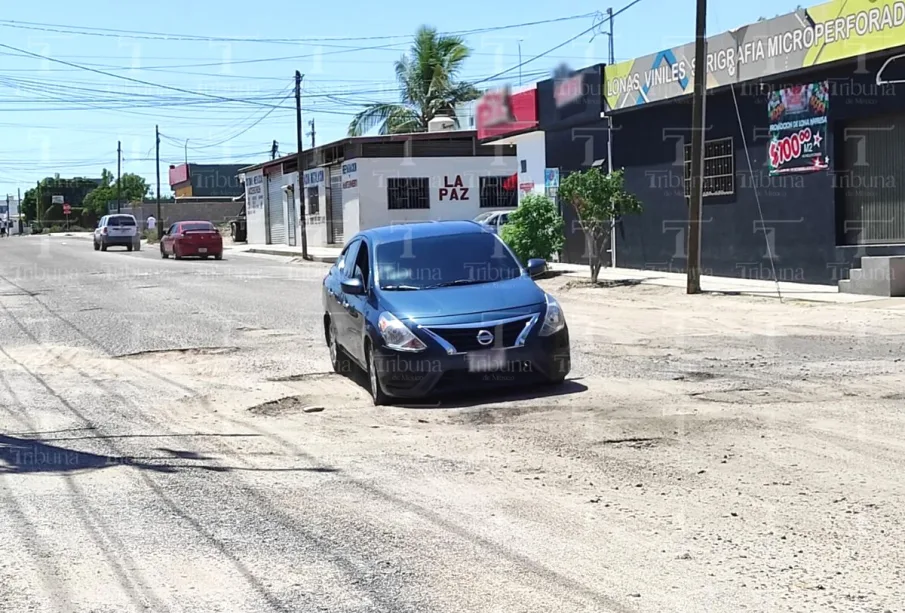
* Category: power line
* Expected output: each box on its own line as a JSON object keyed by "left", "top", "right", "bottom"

{"left": 473, "top": 0, "right": 645, "bottom": 85}
{"left": 0, "top": 13, "right": 597, "bottom": 44}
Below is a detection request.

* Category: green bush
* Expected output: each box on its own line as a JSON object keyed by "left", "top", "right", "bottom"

{"left": 142, "top": 228, "right": 159, "bottom": 244}
{"left": 499, "top": 194, "right": 564, "bottom": 264}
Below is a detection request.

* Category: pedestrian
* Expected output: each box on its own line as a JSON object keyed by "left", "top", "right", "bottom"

{"left": 146, "top": 214, "right": 156, "bottom": 233}
{"left": 1, "top": 219, "right": 7, "bottom": 238}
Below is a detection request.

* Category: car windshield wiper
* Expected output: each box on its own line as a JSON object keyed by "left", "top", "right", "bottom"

{"left": 425, "top": 279, "right": 491, "bottom": 289}
{"left": 381, "top": 284, "right": 421, "bottom": 291}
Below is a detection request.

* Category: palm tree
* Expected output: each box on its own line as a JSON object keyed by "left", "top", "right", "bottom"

{"left": 347, "top": 26, "right": 482, "bottom": 136}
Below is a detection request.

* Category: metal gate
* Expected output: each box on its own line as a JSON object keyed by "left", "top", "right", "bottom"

{"left": 286, "top": 179, "right": 298, "bottom": 247}
{"left": 841, "top": 113, "right": 905, "bottom": 245}
{"left": 327, "top": 167, "right": 344, "bottom": 244}
{"left": 266, "top": 166, "right": 285, "bottom": 245}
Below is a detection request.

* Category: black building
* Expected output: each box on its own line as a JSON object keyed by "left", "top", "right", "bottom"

{"left": 541, "top": 1, "right": 905, "bottom": 287}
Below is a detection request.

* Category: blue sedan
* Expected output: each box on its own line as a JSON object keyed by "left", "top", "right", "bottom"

{"left": 322, "top": 220, "right": 571, "bottom": 405}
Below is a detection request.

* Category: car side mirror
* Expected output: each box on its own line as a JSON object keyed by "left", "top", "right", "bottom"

{"left": 341, "top": 277, "right": 365, "bottom": 295}
{"left": 526, "top": 258, "right": 547, "bottom": 278}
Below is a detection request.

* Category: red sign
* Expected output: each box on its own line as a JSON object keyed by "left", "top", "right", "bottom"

{"left": 168, "top": 163, "right": 189, "bottom": 187}
{"left": 554, "top": 72, "right": 585, "bottom": 107}
{"left": 519, "top": 182, "right": 535, "bottom": 192}
{"left": 438, "top": 175, "right": 470, "bottom": 201}
{"left": 476, "top": 87, "right": 538, "bottom": 141}
{"left": 769, "top": 127, "right": 822, "bottom": 170}
{"left": 62, "top": 204, "right": 71, "bottom": 215}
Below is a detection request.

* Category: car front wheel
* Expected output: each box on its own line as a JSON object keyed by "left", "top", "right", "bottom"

{"left": 327, "top": 318, "right": 343, "bottom": 374}
{"left": 366, "top": 342, "right": 389, "bottom": 406}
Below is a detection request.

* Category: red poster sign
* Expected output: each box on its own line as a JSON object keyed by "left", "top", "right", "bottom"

{"left": 476, "top": 87, "right": 538, "bottom": 141}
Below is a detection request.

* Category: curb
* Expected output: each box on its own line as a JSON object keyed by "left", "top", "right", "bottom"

{"left": 243, "top": 248, "right": 335, "bottom": 263}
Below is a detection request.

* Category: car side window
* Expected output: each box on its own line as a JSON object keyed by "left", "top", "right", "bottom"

{"left": 341, "top": 240, "right": 360, "bottom": 278}
{"left": 167, "top": 224, "right": 178, "bottom": 235}
{"left": 353, "top": 241, "right": 371, "bottom": 288}
{"left": 500, "top": 214, "right": 509, "bottom": 225}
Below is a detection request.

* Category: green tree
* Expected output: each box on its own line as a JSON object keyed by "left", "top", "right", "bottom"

{"left": 21, "top": 175, "right": 102, "bottom": 221}
{"left": 82, "top": 169, "right": 149, "bottom": 215}
{"left": 500, "top": 194, "right": 564, "bottom": 264}
{"left": 558, "top": 168, "right": 643, "bottom": 284}
{"left": 347, "top": 26, "right": 481, "bottom": 136}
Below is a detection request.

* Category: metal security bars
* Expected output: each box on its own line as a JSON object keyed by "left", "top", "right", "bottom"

{"left": 479, "top": 176, "right": 518, "bottom": 208}
{"left": 684, "top": 137, "right": 735, "bottom": 198}
{"left": 387, "top": 178, "right": 430, "bottom": 210}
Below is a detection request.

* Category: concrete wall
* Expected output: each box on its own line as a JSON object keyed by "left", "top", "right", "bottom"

{"left": 515, "top": 132, "right": 547, "bottom": 201}
{"left": 356, "top": 155, "right": 517, "bottom": 230}
{"left": 121, "top": 200, "right": 242, "bottom": 229}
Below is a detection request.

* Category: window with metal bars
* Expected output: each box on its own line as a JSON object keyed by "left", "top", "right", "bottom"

{"left": 387, "top": 178, "right": 430, "bottom": 210}
{"left": 684, "top": 137, "right": 735, "bottom": 198}
{"left": 479, "top": 176, "right": 518, "bottom": 208}
{"left": 306, "top": 186, "right": 319, "bottom": 215}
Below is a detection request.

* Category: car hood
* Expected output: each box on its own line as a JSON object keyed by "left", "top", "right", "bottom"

{"left": 380, "top": 276, "right": 545, "bottom": 322}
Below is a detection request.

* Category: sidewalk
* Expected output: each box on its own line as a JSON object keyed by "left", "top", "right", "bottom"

{"left": 227, "top": 243, "right": 339, "bottom": 263}
{"left": 551, "top": 262, "right": 883, "bottom": 304}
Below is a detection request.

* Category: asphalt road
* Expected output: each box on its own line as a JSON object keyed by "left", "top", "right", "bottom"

{"left": 1, "top": 234, "right": 904, "bottom": 613}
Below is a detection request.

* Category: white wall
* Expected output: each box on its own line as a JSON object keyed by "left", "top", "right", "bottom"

{"left": 356, "top": 155, "right": 517, "bottom": 231}
{"left": 341, "top": 161, "right": 360, "bottom": 239}
{"left": 241, "top": 169, "right": 267, "bottom": 244}
{"left": 514, "top": 132, "right": 547, "bottom": 201}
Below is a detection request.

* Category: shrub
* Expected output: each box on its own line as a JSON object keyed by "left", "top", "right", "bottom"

{"left": 499, "top": 194, "right": 564, "bottom": 264}
{"left": 142, "top": 228, "right": 159, "bottom": 244}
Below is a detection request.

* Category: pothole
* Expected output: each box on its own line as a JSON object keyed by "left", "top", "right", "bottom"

{"left": 689, "top": 388, "right": 809, "bottom": 404}
{"left": 115, "top": 346, "right": 239, "bottom": 359}
{"left": 267, "top": 372, "right": 338, "bottom": 382}
{"left": 248, "top": 395, "right": 321, "bottom": 416}
{"left": 596, "top": 437, "right": 664, "bottom": 449}
{"left": 673, "top": 371, "right": 717, "bottom": 382}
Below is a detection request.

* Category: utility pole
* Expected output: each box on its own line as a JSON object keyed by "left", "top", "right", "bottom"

{"left": 155, "top": 125, "right": 162, "bottom": 238}
{"left": 686, "top": 0, "right": 708, "bottom": 294}
{"left": 307, "top": 119, "right": 316, "bottom": 149}
{"left": 116, "top": 140, "right": 122, "bottom": 213}
{"left": 294, "top": 70, "right": 309, "bottom": 259}
{"left": 271, "top": 140, "right": 279, "bottom": 159}
{"left": 184, "top": 140, "right": 189, "bottom": 165}
{"left": 606, "top": 7, "right": 616, "bottom": 269}
{"left": 517, "top": 40, "right": 523, "bottom": 85}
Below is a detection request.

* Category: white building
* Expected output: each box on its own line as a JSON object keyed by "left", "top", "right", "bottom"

{"left": 474, "top": 85, "right": 547, "bottom": 202}
{"left": 2, "top": 195, "right": 21, "bottom": 234}
{"left": 238, "top": 131, "right": 518, "bottom": 248}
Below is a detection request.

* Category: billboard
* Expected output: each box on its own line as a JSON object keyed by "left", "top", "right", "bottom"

{"left": 604, "top": 0, "right": 905, "bottom": 110}
{"left": 768, "top": 81, "right": 830, "bottom": 174}
{"left": 476, "top": 86, "right": 538, "bottom": 141}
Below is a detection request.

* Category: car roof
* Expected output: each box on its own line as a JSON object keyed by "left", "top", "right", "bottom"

{"left": 178, "top": 220, "right": 214, "bottom": 224}
{"left": 359, "top": 220, "right": 487, "bottom": 246}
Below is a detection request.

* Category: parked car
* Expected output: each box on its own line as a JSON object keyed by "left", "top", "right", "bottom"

{"left": 322, "top": 220, "right": 570, "bottom": 405}
{"left": 473, "top": 209, "right": 515, "bottom": 234}
{"left": 160, "top": 221, "right": 223, "bottom": 260}
{"left": 94, "top": 214, "right": 138, "bottom": 252}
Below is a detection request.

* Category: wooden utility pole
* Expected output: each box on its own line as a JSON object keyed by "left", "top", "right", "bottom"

{"left": 155, "top": 126, "right": 162, "bottom": 238}
{"left": 116, "top": 140, "right": 122, "bottom": 213}
{"left": 307, "top": 119, "right": 316, "bottom": 149}
{"left": 294, "top": 70, "right": 309, "bottom": 259}
{"left": 271, "top": 140, "right": 279, "bottom": 159}
{"left": 686, "top": 0, "right": 707, "bottom": 294}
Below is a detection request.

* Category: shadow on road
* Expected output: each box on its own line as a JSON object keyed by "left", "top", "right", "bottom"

{"left": 0, "top": 434, "right": 341, "bottom": 475}
{"left": 395, "top": 379, "right": 589, "bottom": 409}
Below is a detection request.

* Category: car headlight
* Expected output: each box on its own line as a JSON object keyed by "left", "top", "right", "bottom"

{"left": 378, "top": 312, "right": 427, "bottom": 352}
{"left": 539, "top": 294, "right": 566, "bottom": 337}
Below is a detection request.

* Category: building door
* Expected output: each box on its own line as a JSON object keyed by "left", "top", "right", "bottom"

{"left": 266, "top": 166, "right": 285, "bottom": 245}
{"left": 327, "top": 167, "right": 344, "bottom": 244}
{"left": 841, "top": 113, "right": 905, "bottom": 245}
{"left": 286, "top": 182, "right": 298, "bottom": 247}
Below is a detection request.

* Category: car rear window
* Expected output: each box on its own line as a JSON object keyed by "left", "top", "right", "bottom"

{"left": 108, "top": 216, "right": 135, "bottom": 226}
{"left": 182, "top": 222, "right": 216, "bottom": 232}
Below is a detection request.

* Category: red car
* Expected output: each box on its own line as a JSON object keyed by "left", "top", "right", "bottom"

{"left": 160, "top": 221, "right": 223, "bottom": 260}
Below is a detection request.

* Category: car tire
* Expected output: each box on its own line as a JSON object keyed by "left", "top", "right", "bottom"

{"left": 127, "top": 244, "right": 133, "bottom": 252}
{"left": 214, "top": 252, "right": 223, "bottom": 261}
{"left": 173, "top": 245, "right": 182, "bottom": 260}
{"left": 100, "top": 240, "right": 107, "bottom": 252}
{"left": 160, "top": 244, "right": 168, "bottom": 259}
{"left": 93, "top": 240, "right": 99, "bottom": 251}
{"left": 365, "top": 342, "right": 389, "bottom": 406}
{"left": 201, "top": 255, "right": 209, "bottom": 260}
{"left": 326, "top": 317, "right": 345, "bottom": 374}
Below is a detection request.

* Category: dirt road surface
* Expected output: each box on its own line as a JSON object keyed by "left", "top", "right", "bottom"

{"left": 1, "top": 235, "right": 903, "bottom": 612}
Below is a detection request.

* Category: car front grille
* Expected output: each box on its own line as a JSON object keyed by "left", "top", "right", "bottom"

{"left": 425, "top": 317, "right": 533, "bottom": 353}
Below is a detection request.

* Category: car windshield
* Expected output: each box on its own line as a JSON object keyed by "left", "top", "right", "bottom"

{"left": 182, "top": 222, "right": 215, "bottom": 232}
{"left": 472, "top": 212, "right": 494, "bottom": 224}
{"left": 108, "top": 216, "right": 135, "bottom": 226}
{"left": 376, "top": 232, "right": 522, "bottom": 290}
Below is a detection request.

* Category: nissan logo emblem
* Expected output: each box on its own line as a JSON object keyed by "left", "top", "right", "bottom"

{"left": 476, "top": 330, "right": 494, "bottom": 346}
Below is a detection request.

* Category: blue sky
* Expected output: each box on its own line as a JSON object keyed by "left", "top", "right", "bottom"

{"left": 0, "top": 0, "right": 816, "bottom": 199}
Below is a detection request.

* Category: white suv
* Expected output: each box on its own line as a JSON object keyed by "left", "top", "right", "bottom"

{"left": 94, "top": 214, "right": 138, "bottom": 252}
